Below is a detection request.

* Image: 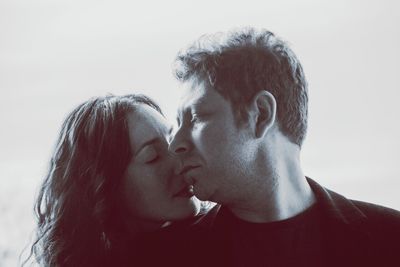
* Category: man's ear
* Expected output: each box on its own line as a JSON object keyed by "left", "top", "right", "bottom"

{"left": 249, "top": 90, "right": 277, "bottom": 138}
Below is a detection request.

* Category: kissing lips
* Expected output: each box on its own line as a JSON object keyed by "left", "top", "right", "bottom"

{"left": 179, "top": 165, "right": 200, "bottom": 177}
{"left": 174, "top": 185, "right": 194, "bottom": 198}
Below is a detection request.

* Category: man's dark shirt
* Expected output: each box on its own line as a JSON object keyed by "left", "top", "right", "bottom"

{"left": 141, "top": 178, "right": 400, "bottom": 267}
{"left": 218, "top": 206, "right": 322, "bottom": 266}
{"left": 212, "top": 204, "right": 323, "bottom": 267}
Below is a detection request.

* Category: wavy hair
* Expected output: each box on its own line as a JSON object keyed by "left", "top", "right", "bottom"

{"left": 27, "top": 94, "right": 162, "bottom": 266}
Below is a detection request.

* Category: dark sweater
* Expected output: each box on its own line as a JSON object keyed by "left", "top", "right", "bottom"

{"left": 138, "top": 178, "right": 400, "bottom": 267}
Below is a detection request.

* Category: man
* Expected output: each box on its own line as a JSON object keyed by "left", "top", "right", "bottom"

{"left": 167, "top": 27, "right": 400, "bottom": 266}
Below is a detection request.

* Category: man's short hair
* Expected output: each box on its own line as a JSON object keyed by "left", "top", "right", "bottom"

{"left": 173, "top": 27, "right": 308, "bottom": 146}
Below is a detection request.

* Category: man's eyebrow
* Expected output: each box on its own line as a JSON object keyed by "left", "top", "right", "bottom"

{"left": 135, "top": 138, "right": 159, "bottom": 156}
{"left": 175, "top": 94, "right": 210, "bottom": 124}
{"left": 191, "top": 95, "right": 210, "bottom": 110}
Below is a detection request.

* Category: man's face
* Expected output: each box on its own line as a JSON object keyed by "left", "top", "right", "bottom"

{"left": 169, "top": 80, "right": 253, "bottom": 204}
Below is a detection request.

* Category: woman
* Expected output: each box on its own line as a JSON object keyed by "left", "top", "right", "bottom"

{"left": 28, "top": 94, "right": 201, "bottom": 266}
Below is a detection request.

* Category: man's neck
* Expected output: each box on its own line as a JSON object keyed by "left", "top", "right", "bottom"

{"left": 227, "top": 141, "right": 316, "bottom": 223}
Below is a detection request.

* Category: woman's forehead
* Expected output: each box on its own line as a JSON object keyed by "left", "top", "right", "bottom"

{"left": 127, "top": 104, "right": 171, "bottom": 151}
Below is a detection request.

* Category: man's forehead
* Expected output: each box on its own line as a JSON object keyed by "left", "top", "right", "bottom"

{"left": 177, "top": 80, "right": 209, "bottom": 112}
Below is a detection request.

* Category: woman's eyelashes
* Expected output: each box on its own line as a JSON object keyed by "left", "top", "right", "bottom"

{"left": 146, "top": 154, "right": 160, "bottom": 164}
{"left": 140, "top": 139, "right": 170, "bottom": 165}
{"left": 138, "top": 146, "right": 160, "bottom": 165}
{"left": 144, "top": 145, "right": 169, "bottom": 165}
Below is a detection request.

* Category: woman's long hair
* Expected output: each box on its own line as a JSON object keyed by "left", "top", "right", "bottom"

{"left": 28, "top": 94, "right": 162, "bottom": 266}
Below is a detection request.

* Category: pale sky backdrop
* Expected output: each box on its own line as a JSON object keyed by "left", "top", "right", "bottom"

{"left": 1, "top": 0, "right": 399, "bottom": 265}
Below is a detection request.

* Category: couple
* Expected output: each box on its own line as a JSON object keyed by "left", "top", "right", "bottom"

{"left": 31, "top": 27, "right": 400, "bottom": 266}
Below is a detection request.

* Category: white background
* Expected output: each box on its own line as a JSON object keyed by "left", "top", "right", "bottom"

{"left": 1, "top": 0, "right": 399, "bottom": 265}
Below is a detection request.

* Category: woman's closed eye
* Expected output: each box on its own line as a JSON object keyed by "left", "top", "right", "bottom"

{"left": 137, "top": 145, "right": 161, "bottom": 165}
{"left": 146, "top": 154, "right": 160, "bottom": 164}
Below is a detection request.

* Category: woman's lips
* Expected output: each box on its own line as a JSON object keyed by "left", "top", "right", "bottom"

{"left": 174, "top": 185, "right": 194, "bottom": 198}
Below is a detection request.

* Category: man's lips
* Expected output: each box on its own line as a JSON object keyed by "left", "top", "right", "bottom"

{"left": 179, "top": 165, "right": 200, "bottom": 176}
{"left": 174, "top": 185, "right": 194, "bottom": 198}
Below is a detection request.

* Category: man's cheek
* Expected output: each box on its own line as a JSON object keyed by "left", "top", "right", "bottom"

{"left": 192, "top": 124, "right": 208, "bottom": 141}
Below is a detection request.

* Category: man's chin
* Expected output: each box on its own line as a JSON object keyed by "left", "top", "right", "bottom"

{"left": 187, "top": 196, "right": 202, "bottom": 215}
{"left": 193, "top": 189, "right": 210, "bottom": 202}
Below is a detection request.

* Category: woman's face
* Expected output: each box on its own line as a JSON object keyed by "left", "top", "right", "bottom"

{"left": 121, "top": 104, "right": 200, "bottom": 227}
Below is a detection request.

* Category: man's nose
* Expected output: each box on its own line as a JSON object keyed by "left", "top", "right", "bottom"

{"left": 168, "top": 127, "right": 190, "bottom": 155}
